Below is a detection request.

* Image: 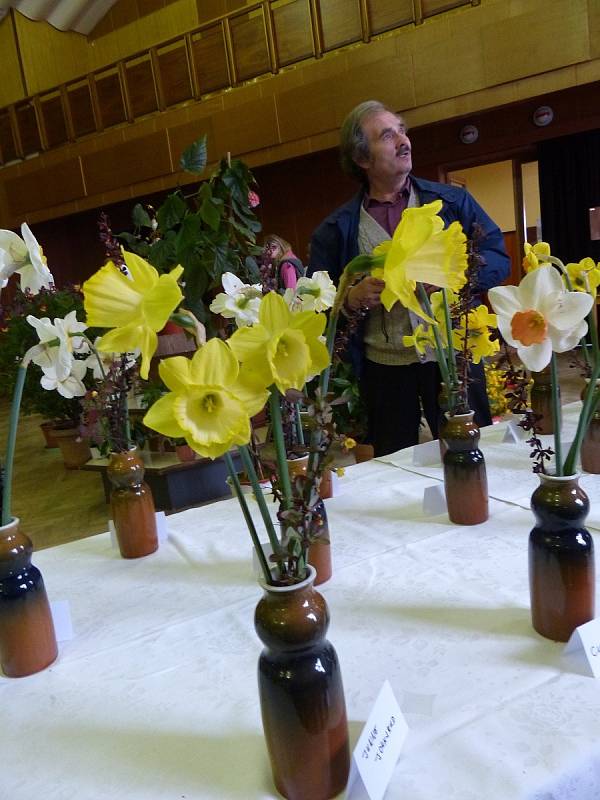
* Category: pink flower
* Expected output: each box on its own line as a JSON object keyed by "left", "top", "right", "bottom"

{"left": 248, "top": 190, "right": 260, "bottom": 208}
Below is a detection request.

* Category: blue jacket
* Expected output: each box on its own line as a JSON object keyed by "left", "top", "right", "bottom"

{"left": 308, "top": 176, "right": 510, "bottom": 377}
{"left": 308, "top": 176, "right": 510, "bottom": 291}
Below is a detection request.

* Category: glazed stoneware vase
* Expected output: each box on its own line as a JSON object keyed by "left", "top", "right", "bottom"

{"left": 255, "top": 566, "right": 350, "bottom": 800}
{"left": 106, "top": 448, "right": 158, "bottom": 559}
{"left": 530, "top": 366, "right": 560, "bottom": 435}
{"left": 440, "top": 411, "right": 489, "bottom": 525}
{"left": 0, "top": 517, "right": 58, "bottom": 677}
{"left": 581, "top": 380, "right": 600, "bottom": 474}
{"left": 529, "top": 473, "right": 595, "bottom": 642}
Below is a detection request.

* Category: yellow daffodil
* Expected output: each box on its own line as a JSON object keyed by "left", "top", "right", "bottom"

{"left": 228, "top": 291, "right": 330, "bottom": 394}
{"left": 522, "top": 241, "right": 551, "bottom": 272}
{"left": 372, "top": 200, "right": 468, "bottom": 320}
{"left": 342, "top": 437, "right": 356, "bottom": 450}
{"left": 402, "top": 323, "right": 435, "bottom": 354}
{"left": 83, "top": 250, "right": 183, "bottom": 379}
{"left": 143, "top": 338, "right": 268, "bottom": 459}
{"left": 564, "top": 258, "right": 600, "bottom": 298}
{"left": 452, "top": 307, "right": 500, "bottom": 363}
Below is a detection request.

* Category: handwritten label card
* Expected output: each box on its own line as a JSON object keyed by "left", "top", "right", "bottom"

{"left": 564, "top": 618, "right": 600, "bottom": 678}
{"left": 422, "top": 483, "right": 446, "bottom": 515}
{"left": 346, "top": 681, "right": 408, "bottom": 800}
{"left": 109, "top": 511, "right": 168, "bottom": 549}
{"left": 412, "top": 439, "right": 440, "bottom": 467}
{"left": 502, "top": 420, "right": 527, "bottom": 444}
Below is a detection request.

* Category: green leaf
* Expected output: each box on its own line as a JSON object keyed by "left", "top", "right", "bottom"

{"left": 198, "top": 183, "right": 223, "bottom": 232}
{"left": 148, "top": 234, "right": 177, "bottom": 270}
{"left": 180, "top": 135, "right": 208, "bottom": 175}
{"left": 132, "top": 203, "right": 152, "bottom": 229}
{"left": 156, "top": 193, "right": 187, "bottom": 231}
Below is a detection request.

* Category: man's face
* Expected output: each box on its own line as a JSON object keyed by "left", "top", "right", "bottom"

{"left": 356, "top": 111, "right": 412, "bottom": 185}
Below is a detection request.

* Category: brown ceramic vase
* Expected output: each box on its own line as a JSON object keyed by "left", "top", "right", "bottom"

{"left": 0, "top": 517, "right": 58, "bottom": 677}
{"left": 581, "top": 380, "right": 600, "bottom": 474}
{"left": 255, "top": 566, "right": 350, "bottom": 800}
{"left": 530, "top": 366, "right": 560, "bottom": 435}
{"left": 441, "top": 411, "right": 489, "bottom": 525}
{"left": 529, "top": 473, "right": 595, "bottom": 642}
{"left": 107, "top": 448, "right": 158, "bottom": 559}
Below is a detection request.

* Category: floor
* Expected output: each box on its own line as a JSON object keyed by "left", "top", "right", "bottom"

{"left": 1, "top": 352, "right": 584, "bottom": 552}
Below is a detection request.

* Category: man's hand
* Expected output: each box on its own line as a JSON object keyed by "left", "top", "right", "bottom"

{"left": 346, "top": 276, "right": 385, "bottom": 311}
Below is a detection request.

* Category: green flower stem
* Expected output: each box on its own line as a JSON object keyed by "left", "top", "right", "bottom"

{"left": 269, "top": 390, "right": 293, "bottom": 510}
{"left": 416, "top": 284, "right": 452, "bottom": 398}
{"left": 563, "top": 360, "right": 600, "bottom": 476}
{"left": 2, "top": 363, "right": 27, "bottom": 526}
{"left": 237, "top": 444, "right": 282, "bottom": 559}
{"left": 550, "top": 353, "right": 563, "bottom": 476}
{"left": 587, "top": 304, "right": 599, "bottom": 366}
{"left": 224, "top": 451, "right": 273, "bottom": 585}
{"left": 294, "top": 404, "right": 305, "bottom": 448}
{"left": 441, "top": 289, "right": 459, "bottom": 389}
{"left": 308, "top": 307, "right": 339, "bottom": 477}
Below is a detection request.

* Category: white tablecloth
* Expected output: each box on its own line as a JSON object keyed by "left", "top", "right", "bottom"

{"left": 3, "top": 407, "right": 600, "bottom": 800}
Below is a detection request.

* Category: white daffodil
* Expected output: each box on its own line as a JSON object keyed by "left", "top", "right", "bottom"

{"left": 83, "top": 337, "right": 139, "bottom": 381}
{"left": 40, "top": 358, "right": 87, "bottom": 399}
{"left": 294, "top": 271, "right": 337, "bottom": 312}
{"left": 0, "top": 223, "right": 54, "bottom": 294}
{"left": 488, "top": 266, "right": 593, "bottom": 372}
{"left": 209, "top": 272, "right": 263, "bottom": 327}
{"left": 26, "top": 310, "right": 88, "bottom": 381}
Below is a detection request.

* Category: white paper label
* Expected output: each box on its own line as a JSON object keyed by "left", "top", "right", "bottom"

{"left": 502, "top": 421, "right": 527, "bottom": 443}
{"left": 346, "top": 681, "right": 408, "bottom": 800}
{"left": 412, "top": 439, "right": 440, "bottom": 467}
{"left": 50, "top": 600, "right": 74, "bottom": 641}
{"left": 422, "top": 483, "right": 446, "bottom": 515}
{"left": 564, "top": 618, "right": 600, "bottom": 677}
{"left": 109, "top": 511, "right": 168, "bottom": 549}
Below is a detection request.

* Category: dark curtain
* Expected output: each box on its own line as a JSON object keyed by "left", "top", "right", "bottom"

{"left": 538, "top": 129, "right": 600, "bottom": 263}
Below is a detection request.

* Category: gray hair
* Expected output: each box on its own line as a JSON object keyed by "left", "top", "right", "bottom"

{"left": 339, "top": 100, "right": 396, "bottom": 185}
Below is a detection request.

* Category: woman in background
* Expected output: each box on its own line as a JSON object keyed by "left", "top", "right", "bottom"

{"left": 261, "top": 234, "right": 305, "bottom": 292}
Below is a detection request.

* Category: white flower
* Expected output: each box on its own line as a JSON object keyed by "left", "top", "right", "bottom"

{"left": 488, "top": 266, "right": 593, "bottom": 371}
{"left": 26, "top": 310, "right": 88, "bottom": 380}
{"left": 0, "top": 223, "right": 54, "bottom": 294}
{"left": 294, "top": 271, "right": 337, "bottom": 312}
{"left": 40, "top": 359, "right": 87, "bottom": 399}
{"left": 209, "top": 272, "right": 263, "bottom": 327}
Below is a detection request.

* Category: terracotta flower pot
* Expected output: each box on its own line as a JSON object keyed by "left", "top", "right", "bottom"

{"left": 255, "top": 566, "right": 350, "bottom": 799}
{"left": 39, "top": 421, "right": 59, "bottom": 449}
{"left": 175, "top": 444, "right": 197, "bottom": 462}
{"left": 0, "top": 517, "right": 58, "bottom": 677}
{"left": 51, "top": 424, "right": 92, "bottom": 469}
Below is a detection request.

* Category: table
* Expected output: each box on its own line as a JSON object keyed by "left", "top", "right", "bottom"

{"left": 3, "top": 404, "right": 600, "bottom": 799}
{"left": 81, "top": 450, "right": 241, "bottom": 511}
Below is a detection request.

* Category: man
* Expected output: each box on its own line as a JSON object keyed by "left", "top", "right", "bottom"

{"left": 309, "top": 100, "right": 510, "bottom": 456}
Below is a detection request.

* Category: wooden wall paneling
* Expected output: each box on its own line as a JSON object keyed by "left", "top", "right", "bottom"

{"left": 82, "top": 130, "right": 171, "bottom": 195}
{"left": 0, "top": 110, "right": 18, "bottom": 164}
{"left": 169, "top": 117, "right": 215, "bottom": 166}
{"left": 15, "top": 101, "right": 42, "bottom": 156}
{"left": 95, "top": 69, "right": 127, "bottom": 128}
{"left": 190, "top": 24, "right": 231, "bottom": 94}
{"left": 222, "top": 17, "right": 238, "bottom": 84}
{"left": 6, "top": 158, "right": 85, "bottom": 216}
{"left": 367, "top": 0, "right": 414, "bottom": 35}
{"left": 272, "top": 0, "right": 313, "bottom": 67}
{"left": 263, "top": 0, "right": 279, "bottom": 73}
{"left": 319, "top": 0, "right": 362, "bottom": 51}
{"left": 229, "top": 7, "right": 271, "bottom": 82}
{"left": 67, "top": 82, "right": 98, "bottom": 138}
{"left": 125, "top": 56, "right": 159, "bottom": 118}
{"left": 421, "top": 0, "right": 470, "bottom": 18}
{"left": 157, "top": 41, "right": 193, "bottom": 107}
{"left": 40, "top": 92, "right": 68, "bottom": 148}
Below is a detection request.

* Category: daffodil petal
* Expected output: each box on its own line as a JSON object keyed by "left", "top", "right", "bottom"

{"left": 143, "top": 393, "right": 187, "bottom": 438}
{"left": 229, "top": 324, "right": 270, "bottom": 362}
{"left": 517, "top": 339, "right": 552, "bottom": 372}
{"left": 84, "top": 263, "right": 142, "bottom": 327}
{"left": 122, "top": 250, "right": 159, "bottom": 291}
{"left": 142, "top": 274, "right": 184, "bottom": 331}
{"left": 258, "top": 291, "right": 291, "bottom": 334}
{"left": 191, "top": 338, "right": 239, "bottom": 386}
{"left": 158, "top": 356, "right": 194, "bottom": 392}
